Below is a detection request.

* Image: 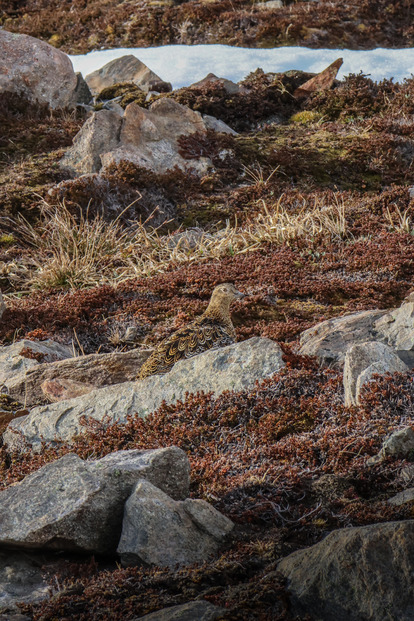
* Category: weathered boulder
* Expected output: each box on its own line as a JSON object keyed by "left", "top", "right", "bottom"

{"left": 343, "top": 341, "right": 409, "bottom": 406}
{"left": 134, "top": 601, "right": 225, "bottom": 620}
{"left": 0, "top": 339, "right": 72, "bottom": 388}
{"left": 74, "top": 72, "right": 93, "bottom": 105}
{"left": 278, "top": 520, "right": 414, "bottom": 621}
{"left": 61, "top": 98, "right": 235, "bottom": 177}
{"left": 85, "top": 55, "right": 171, "bottom": 95}
{"left": 0, "top": 448, "right": 189, "bottom": 554}
{"left": 100, "top": 99, "right": 211, "bottom": 175}
{"left": 0, "top": 31, "right": 78, "bottom": 109}
{"left": 367, "top": 426, "right": 414, "bottom": 465}
{"left": 60, "top": 109, "right": 122, "bottom": 175}
{"left": 6, "top": 347, "right": 152, "bottom": 407}
{"left": 4, "top": 337, "right": 284, "bottom": 449}
{"left": 299, "top": 309, "right": 387, "bottom": 365}
{"left": 117, "top": 480, "right": 233, "bottom": 567}
{"left": 374, "top": 299, "right": 414, "bottom": 351}
{"left": 0, "top": 550, "right": 51, "bottom": 611}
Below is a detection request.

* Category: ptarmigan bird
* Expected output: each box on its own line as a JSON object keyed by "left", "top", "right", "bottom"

{"left": 138, "top": 283, "right": 244, "bottom": 380}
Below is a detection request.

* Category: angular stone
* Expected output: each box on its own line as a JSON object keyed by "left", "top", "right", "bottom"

{"left": 202, "top": 114, "right": 238, "bottom": 135}
{"left": 134, "top": 601, "right": 224, "bottom": 621}
{"left": 95, "top": 447, "right": 190, "bottom": 500}
{"left": 343, "top": 341, "right": 409, "bottom": 406}
{"left": 6, "top": 347, "right": 152, "bottom": 407}
{"left": 101, "top": 99, "right": 210, "bottom": 176}
{"left": 0, "top": 448, "right": 189, "bottom": 554}
{"left": 368, "top": 426, "right": 414, "bottom": 465}
{"left": 294, "top": 58, "right": 343, "bottom": 98}
{"left": 85, "top": 55, "right": 171, "bottom": 96}
{"left": 375, "top": 301, "right": 414, "bottom": 351}
{"left": 388, "top": 487, "right": 414, "bottom": 506}
{"left": 278, "top": 520, "right": 414, "bottom": 621}
{"left": 4, "top": 337, "right": 284, "bottom": 448}
{"left": 74, "top": 72, "right": 92, "bottom": 105}
{"left": 0, "top": 31, "right": 78, "bottom": 109}
{"left": 0, "top": 550, "right": 51, "bottom": 610}
{"left": 299, "top": 309, "right": 388, "bottom": 365}
{"left": 190, "top": 72, "right": 240, "bottom": 95}
{"left": 117, "top": 480, "right": 233, "bottom": 567}
{"left": 60, "top": 109, "right": 122, "bottom": 175}
{"left": 0, "top": 339, "right": 72, "bottom": 388}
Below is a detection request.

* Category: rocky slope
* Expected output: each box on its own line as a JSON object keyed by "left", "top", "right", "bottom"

{"left": 0, "top": 29, "right": 414, "bottom": 621}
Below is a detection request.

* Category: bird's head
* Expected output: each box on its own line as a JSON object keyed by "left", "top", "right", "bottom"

{"left": 209, "top": 283, "right": 244, "bottom": 308}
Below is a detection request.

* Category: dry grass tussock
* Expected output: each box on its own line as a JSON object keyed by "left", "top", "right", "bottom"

{"left": 15, "top": 196, "right": 348, "bottom": 291}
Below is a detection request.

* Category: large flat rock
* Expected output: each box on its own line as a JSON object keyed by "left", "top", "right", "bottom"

{"left": 278, "top": 520, "right": 414, "bottom": 621}
{"left": 4, "top": 337, "right": 284, "bottom": 449}
{"left": 6, "top": 347, "right": 152, "bottom": 407}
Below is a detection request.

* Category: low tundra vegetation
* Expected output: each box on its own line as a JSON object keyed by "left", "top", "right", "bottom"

{"left": 0, "top": 68, "right": 414, "bottom": 620}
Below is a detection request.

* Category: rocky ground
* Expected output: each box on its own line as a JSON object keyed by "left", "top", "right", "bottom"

{"left": 1, "top": 0, "right": 414, "bottom": 52}
{"left": 0, "top": 18, "right": 414, "bottom": 621}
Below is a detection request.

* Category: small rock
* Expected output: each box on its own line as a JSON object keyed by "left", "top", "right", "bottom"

{"left": 0, "top": 31, "right": 78, "bottom": 109}
{"left": 190, "top": 72, "right": 240, "bottom": 95}
{"left": 299, "top": 309, "right": 387, "bottom": 365}
{"left": 388, "top": 487, "right": 414, "bottom": 506}
{"left": 134, "top": 601, "right": 225, "bottom": 620}
{"left": 368, "top": 426, "right": 414, "bottom": 466}
{"left": 399, "top": 464, "right": 414, "bottom": 485}
{"left": 278, "top": 520, "right": 414, "bottom": 621}
{"left": 0, "top": 340, "right": 72, "bottom": 388}
{"left": 0, "top": 291, "right": 5, "bottom": 320}
{"left": 117, "top": 480, "right": 233, "bottom": 567}
{"left": 294, "top": 58, "right": 343, "bottom": 99}
{"left": 202, "top": 114, "right": 238, "bottom": 135}
{"left": 256, "top": 0, "right": 283, "bottom": 9}
{"left": 85, "top": 55, "right": 171, "bottom": 96}
{"left": 41, "top": 378, "right": 96, "bottom": 402}
{"left": 4, "top": 337, "right": 284, "bottom": 449}
{"left": 74, "top": 72, "right": 92, "bottom": 105}
{"left": 343, "top": 341, "right": 408, "bottom": 406}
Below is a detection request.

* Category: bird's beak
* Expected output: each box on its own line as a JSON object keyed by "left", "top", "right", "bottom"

{"left": 235, "top": 290, "right": 245, "bottom": 299}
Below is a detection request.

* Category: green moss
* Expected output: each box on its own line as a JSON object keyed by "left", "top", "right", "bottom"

{"left": 0, "top": 234, "right": 15, "bottom": 247}
{"left": 96, "top": 82, "right": 151, "bottom": 109}
{"left": 290, "top": 110, "right": 323, "bottom": 125}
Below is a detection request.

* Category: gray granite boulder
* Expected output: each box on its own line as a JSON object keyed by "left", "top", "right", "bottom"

{"left": 4, "top": 337, "right": 284, "bottom": 449}
{"left": 6, "top": 347, "right": 152, "bottom": 407}
{"left": 278, "top": 520, "right": 414, "bottom": 621}
{"left": 343, "top": 341, "right": 409, "bottom": 406}
{"left": 0, "top": 31, "right": 78, "bottom": 109}
{"left": 117, "top": 480, "right": 233, "bottom": 567}
{"left": 299, "top": 309, "right": 387, "bottom": 365}
{"left": 374, "top": 298, "right": 414, "bottom": 351}
{"left": 0, "top": 447, "right": 189, "bottom": 554}
{"left": 134, "top": 601, "right": 224, "bottom": 620}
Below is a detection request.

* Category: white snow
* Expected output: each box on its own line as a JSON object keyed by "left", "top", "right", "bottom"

{"left": 69, "top": 45, "right": 414, "bottom": 89}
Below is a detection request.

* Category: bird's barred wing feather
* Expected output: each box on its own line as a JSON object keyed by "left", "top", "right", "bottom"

{"left": 139, "top": 318, "right": 235, "bottom": 379}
